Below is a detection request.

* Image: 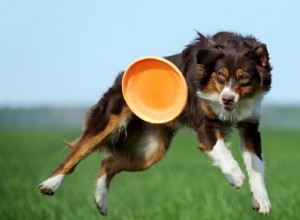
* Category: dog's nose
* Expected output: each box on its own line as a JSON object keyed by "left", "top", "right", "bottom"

{"left": 222, "top": 94, "right": 235, "bottom": 105}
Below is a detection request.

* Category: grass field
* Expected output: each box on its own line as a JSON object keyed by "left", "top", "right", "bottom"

{"left": 1, "top": 128, "right": 300, "bottom": 220}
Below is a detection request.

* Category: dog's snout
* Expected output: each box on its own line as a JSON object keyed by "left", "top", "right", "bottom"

{"left": 222, "top": 94, "right": 235, "bottom": 105}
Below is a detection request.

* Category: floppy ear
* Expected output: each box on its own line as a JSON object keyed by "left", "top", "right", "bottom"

{"left": 195, "top": 49, "right": 223, "bottom": 79}
{"left": 254, "top": 44, "right": 269, "bottom": 68}
{"left": 247, "top": 44, "right": 271, "bottom": 70}
{"left": 247, "top": 44, "right": 272, "bottom": 90}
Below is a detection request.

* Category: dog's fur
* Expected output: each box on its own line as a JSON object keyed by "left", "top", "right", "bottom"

{"left": 38, "top": 31, "right": 272, "bottom": 216}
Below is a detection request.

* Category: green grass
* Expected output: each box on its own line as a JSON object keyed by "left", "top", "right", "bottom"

{"left": 1, "top": 128, "right": 300, "bottom": 220}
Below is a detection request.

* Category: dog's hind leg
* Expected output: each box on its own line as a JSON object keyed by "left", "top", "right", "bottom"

{"left": 238, "top": 122, "right": 271, "bottom": 215}
{"left": 94, "top": 125, "right": 174, "bottom": 216}
{"left": 95, "top": 155, "right": 167, "bottom": 216}
{"left": 38, "top": 106, "right": 131, "bottom": 196}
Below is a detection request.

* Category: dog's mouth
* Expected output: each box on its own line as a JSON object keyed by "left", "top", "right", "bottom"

{"left": 222, "top": 103, "right": 236, "bottom": 112}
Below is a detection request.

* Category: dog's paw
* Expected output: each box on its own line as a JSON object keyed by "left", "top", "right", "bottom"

{"left": 38, "top": 184, "right": 56, "bottom": 195}
{"left": 38, "top": 174, "right": 65, "bottom": 196}
{"left": 252, "top": 193, "right": 271, "bottom": 215}
{"left": 95, "top": 175, "right": 109, "bottom": 216}
{"left": 95, "top": 192, "right": 108, "bottom": 216}
{"left": 223, "top": 164, "right": 245, "bottom": 189}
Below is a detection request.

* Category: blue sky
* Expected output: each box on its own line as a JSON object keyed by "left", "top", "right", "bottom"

{"left": 1, "top": 0, "right": 300, "bottom": 107}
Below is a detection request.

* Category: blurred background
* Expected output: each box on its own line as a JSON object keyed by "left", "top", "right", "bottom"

{"left": 1, "top": 0, "right": 300, "bottom": 127}
{"left": 1, "top": 1, "right": 300, "bottom": 220}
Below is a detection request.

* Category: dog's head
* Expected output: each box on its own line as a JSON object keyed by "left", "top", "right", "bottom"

{"left": 195, "top": 42, "right": 272, "bottom": 112}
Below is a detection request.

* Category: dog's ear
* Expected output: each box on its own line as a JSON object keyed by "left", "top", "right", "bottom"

{"left": 247, "top": 44, "right": 272, "bottom": 90}
{"left": 196, "top": 49, "right": 223, "bottom": 78}
{"left": 247, "top": 44, "right": 270, "bottom": 68}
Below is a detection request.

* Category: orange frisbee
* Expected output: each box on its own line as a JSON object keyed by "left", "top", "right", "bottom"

{"left": 122, "top": 56, "right": 188, "bottom": 124}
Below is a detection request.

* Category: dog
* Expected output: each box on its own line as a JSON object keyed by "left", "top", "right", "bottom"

{"left": 38, "top": 31, "right": 272, "bottom": 216}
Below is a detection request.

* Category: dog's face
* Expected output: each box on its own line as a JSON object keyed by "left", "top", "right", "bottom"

{"left": 195, "top": 45, "right": 272, "bottom": 112}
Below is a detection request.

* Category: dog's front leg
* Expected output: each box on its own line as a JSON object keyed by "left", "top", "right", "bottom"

{"left": 198, "top": 121, "right": 245, "bottom": 189}
{"left": 238, "top": 122, "right": 271, "bottom": 215}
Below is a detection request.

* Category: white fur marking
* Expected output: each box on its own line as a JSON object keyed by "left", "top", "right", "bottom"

{"left": 242, "top": 150, "right": 271, "bottom": 214}
{"left": 95, "top": 174, "right": 108, "bottom": 215}
{"left": 221, "top": 85, "right": 234, "bottom": 94}
{"left": 220, "top": 84, "right": 240, "bottom": 103}
{"left": 133, "top": 128, "right": 162, "bottom": 159}
{"left": 197, "top": 91, "right": 219, "bottom": 102}
{"left": 197, "top": 90, "right": 264, "bottom": 122}
{"left": 39, "top": 174, "right": 65, "bottom": 192}
{"left": 206, "top": 139, "right": 245, "bottom": 188}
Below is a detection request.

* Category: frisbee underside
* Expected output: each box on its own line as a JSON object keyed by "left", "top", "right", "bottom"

{"left": 122, "top": 57, "right": 187, "bottom": 124}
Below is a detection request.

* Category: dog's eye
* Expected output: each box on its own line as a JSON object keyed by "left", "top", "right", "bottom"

{"left": 217, "top": 71, "right": 226, "bottom": 84}
{"left": 239, "top": 74, "right": 250, "bottom": 86}
{"left": 240, "top": 74, "right": 248, "bottom": 80}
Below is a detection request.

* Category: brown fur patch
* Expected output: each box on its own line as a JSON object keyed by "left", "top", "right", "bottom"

{"left": 223, "top": 68, "right": 230, "bottom": 78}
{"left": 236, "top": 68, "right": 244, "bottom": 78}
{"left": 233, "top": 83, "right": 258, "bottom": 100}
{"left": 214, "top": 79, "right": 224, "bottom": 93}
{"left": 196, "top": 64, "right": 205, "bottom": 78}
{"left": 201, "top": 101, "right": 217, "bottom": 119}
{"left": 51, "top": 107, "right": 131, "bottom": 176}
{"left": 214, "top": 129, "right": 222, "bottom": 140}
{"left": 202, "top": 72, "right": 221, "bottom": 94}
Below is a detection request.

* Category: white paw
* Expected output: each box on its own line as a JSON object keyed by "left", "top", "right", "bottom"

{"left": 95, "top": 174, "right": 109, "bottom": 216}
{"left": 223, "top": 163, "right": 245, "bottom": 189}
{"left": 206, "top": 139, "right": 245, "bottom": 189}
{"left": 38, "top": 174, "right": 65, "bottom": 195}
{"left": 252, "top": 193, "right": 271, "bottom": 215}
{"left": 95, "top": 191, "right": 108, "bottom": 216}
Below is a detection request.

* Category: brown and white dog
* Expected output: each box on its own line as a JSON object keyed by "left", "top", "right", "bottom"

{"left": 38, "top": 31, "right": 272, "bottom": 216}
